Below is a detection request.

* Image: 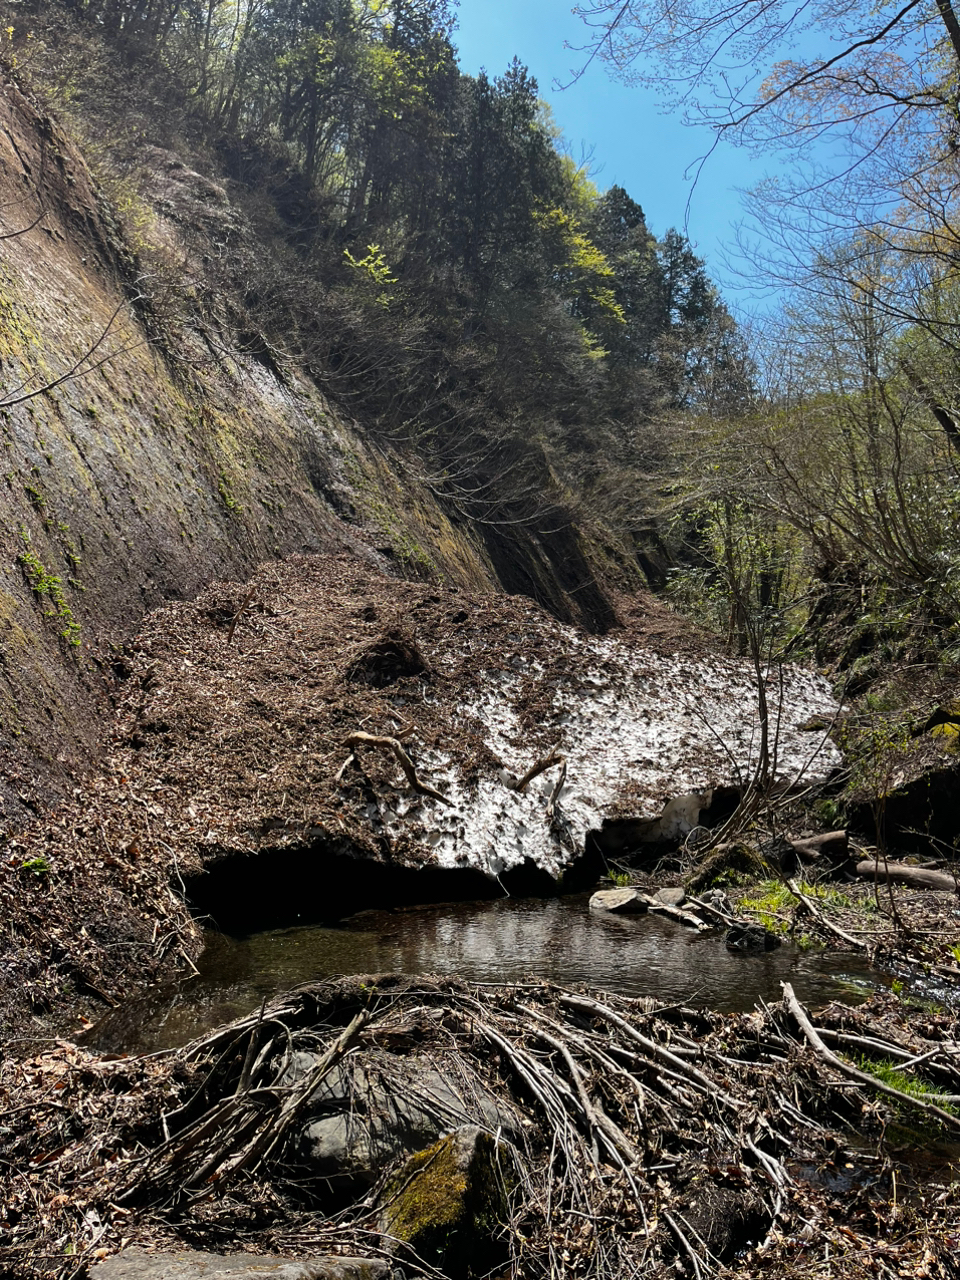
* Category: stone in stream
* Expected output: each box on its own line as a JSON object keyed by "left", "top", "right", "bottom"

{"left": 588, "top": 887, "right": 648, "bottom": 914}
{"left": 724, "top": 922, "right": 782, "bottom": 953}
{"left": 379, "top": 1124, "right": 516, "bottom": 1280}
{"left": 89, "top": 1248, "right": 390, "bottom": 1280}
{"left": 655, "top": 887, "right": 686, "bottom": 907}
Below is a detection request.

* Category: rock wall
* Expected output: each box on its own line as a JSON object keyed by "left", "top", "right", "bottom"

{"left": 0, "top": 74, "right": 628, "bottom": 828}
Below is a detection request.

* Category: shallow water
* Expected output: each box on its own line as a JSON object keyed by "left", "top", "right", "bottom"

{"left": 97, "top": 894, "right": 884, "bottom": 1054}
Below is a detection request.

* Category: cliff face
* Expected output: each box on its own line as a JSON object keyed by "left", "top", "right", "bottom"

{"left": 0, "top": 74, "right": 626, "bottom": 829}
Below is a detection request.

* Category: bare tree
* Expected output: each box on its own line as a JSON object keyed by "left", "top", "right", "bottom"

{"left": 572, "top": 0, "right": 960, "bottom": 318}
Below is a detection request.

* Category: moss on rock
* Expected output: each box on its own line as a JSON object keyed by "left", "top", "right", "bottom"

{"left": 686, "top": 841, "right": 767, "bottom": 893}
{"left": 380, "top": 1125, "right": 515, "bottom": 1279}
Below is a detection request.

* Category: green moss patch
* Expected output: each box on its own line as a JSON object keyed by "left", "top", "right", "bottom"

{"left": 380, "top": 1126, "right": 515, "bottom": 1279}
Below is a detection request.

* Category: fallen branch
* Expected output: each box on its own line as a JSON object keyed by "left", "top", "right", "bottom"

{"left": 341, "top": 731, "right": 449, "bottom": 804}
{"left": 781, "top": 983, "right": 960, "bottom": 1130}
{"left": 786, "top": 878, "right": 866, "bottom": 949}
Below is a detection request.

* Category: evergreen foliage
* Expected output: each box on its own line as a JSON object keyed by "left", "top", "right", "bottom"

{"left": 0, "top": 0, "right": 749, "bottom": 576}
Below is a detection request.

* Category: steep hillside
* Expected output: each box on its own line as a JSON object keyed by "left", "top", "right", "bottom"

{"left": 0, "top": 71, "right": 631, "bottom": 830}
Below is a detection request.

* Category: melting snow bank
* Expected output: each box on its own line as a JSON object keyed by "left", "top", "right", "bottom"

{"left": 381, "top": 640, "right": 840, "bottom": 880}
{"left": 115, "top": 555, "right": 842, "bottom": 895}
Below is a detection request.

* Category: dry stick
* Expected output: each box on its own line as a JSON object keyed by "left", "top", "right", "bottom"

{"left": 238, "top": 998, "right": 268, "bottom": 1094}
{"left": 686, "top": 894, "right": 739, "bottom": 926}
{"left": 335, "top": 753, "right": 356, "bottom": 783}
{"left": 559, "top": 995, "right": 741, "bottom": 1111}
{"left": 855, "top": 859, "right": 959, "bottom": 893}
{"left": 518, "top": 1002, "right": 649, "bottom": 1116}
{"left": 226, "top": 587, "right": 258, "bottom": 644}
{"left": 664, "top": 1208, "right": 709, "bottom": 1280}
{"left": 508, "top": 746, "right": 564, "bottom": 792}
{"left": 342, "top": 731, "right": 449, "bottom": 804}
{"left": 546, "top": 758, "right": 567, "bottom": 818}
{"left": 531, "top": 1027, "right": 641, "bottom": 1169}
{"left": 815, "top": 1028, "right": 921, "bottom": 1064}
{"left": 781, "top": 983, "right": 960, "bottom": 1129}
{"left": 128, "top": 1010, "right": 370, "bottom": 1202}
{"left": 786, "top": 878, "right": 866, "bottom": 949}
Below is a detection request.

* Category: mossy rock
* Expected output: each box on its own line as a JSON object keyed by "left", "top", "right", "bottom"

{"left": 379, "top": 1125, "right": 516, "bottom": 1279}
{"left": 686, "top": 841, "right": 767, "bottom": 893}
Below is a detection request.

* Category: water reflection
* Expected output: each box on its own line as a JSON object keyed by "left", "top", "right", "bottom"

{"left": 96, "top": 894, "right": 884, "bottom": 1053}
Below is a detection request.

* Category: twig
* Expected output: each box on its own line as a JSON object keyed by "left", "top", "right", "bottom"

{"left": 342, "top": 731, "right": 449, "bottom": 804}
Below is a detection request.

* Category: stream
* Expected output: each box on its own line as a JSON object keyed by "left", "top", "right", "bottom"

{"left": 92, "top": 893, "right": 883, "bottom": 1054}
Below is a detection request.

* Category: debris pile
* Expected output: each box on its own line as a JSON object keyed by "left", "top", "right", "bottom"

{"left": 109, "top": 554, "right": 840, "bottom": 884}
{"left": 3, "top": 976, "right": 960, "bottom": 1279}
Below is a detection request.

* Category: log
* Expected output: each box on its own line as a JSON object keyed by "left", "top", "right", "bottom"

{"left": 855, "top": 859, "right": 958, "bottom": 893}
{"left": 787, "top": 830, "right": 848, "bottom": 864}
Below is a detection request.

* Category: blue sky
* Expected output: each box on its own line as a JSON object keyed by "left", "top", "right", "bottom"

{"left": 452, "top": 0, "right": 763, "bottom": 300}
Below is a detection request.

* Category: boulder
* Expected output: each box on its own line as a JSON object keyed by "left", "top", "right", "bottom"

{"left": 588, "top": 887, "right": 648, "bottom": 915}
{"left": 379, "top": 1124, "right": 516, "bottom": 1280}
{"left": 90, "top": 1248, "right": 390, "bottom": 1280}
{"left": 280, "top": 1053, "right": 518, "bottom": 1192}
{"left": 655, "top": 887, "right": 686, "bottom": 907}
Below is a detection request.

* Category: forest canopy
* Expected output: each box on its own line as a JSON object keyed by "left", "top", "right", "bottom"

{"left": 0, "top": 0, "right": 750, "bottom": 551}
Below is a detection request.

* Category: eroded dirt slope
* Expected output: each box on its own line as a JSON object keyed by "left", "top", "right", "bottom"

{"left": 1, "top": 70, "right": 621, "bottom": 833}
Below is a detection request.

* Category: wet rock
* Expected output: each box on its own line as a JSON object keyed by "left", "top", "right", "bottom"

{"left": 725, "top": 922, "right": 782, "bottom": 953}
{"left": 285, "top": 1054, "right": 518, "bottom": 1193}
{"left": 379, "top": 1124, "right": 515, "bottom": 1280}
{"left": 588, "top": 887, "right": 648, "bottom": 914}
{"left": 656, "top": 887, "right": 686, "bottom": 907}
{"left": 698, "top": 888, "right": 733, "bottom": 916}
{"left": 90, "top": 1247, "right": 390, "bottom": 1280}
